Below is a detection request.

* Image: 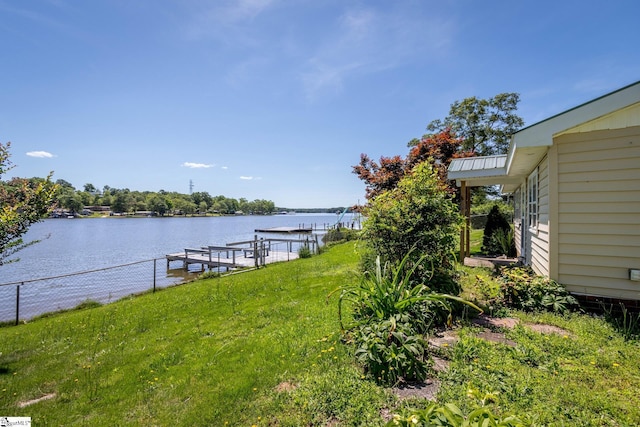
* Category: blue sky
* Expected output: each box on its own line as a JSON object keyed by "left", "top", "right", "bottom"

{"left": 2, "top": 0, "right": 639, "bottom": 208}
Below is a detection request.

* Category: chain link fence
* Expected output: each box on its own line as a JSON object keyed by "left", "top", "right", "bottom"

{"left": 0, "top": 238, "right": 317, "bottom": 324}
{"left": 0, "top": 259, "right": 188, "bottom": 324}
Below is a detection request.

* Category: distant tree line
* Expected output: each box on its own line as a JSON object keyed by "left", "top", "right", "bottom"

{"left": 52, "top": 180, "right": 276, "bottom": 216}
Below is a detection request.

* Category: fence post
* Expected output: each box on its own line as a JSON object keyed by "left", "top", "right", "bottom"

{"left": 153, "top": 259, "right": 157, "bottom": 293}
{"left": 16, "top": 284, "right": 21, "bottom": 326}
{"left": 254, "top": 235, "right": 258, "bottom": 268}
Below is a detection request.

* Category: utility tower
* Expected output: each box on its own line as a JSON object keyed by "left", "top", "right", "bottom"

{"left": 189, "top": 179, "right": 194, "bottom": 194}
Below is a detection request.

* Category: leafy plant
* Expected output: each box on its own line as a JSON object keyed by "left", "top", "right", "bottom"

{"left": 496, "top": 266, "right": 578, "bottom": 313}
{"left": 388, "top": 402, "right": 535, "bottom": 427}
{"left": 198, "top": 270, "right": 221, "bottom": 280}
{"left": 337, "top": 252, "right": 476, "bottom": 334}
{"left": 353, "top": 313, "right": 429, "bottom": 385}
{"left": 334, "top": 251, "right": 480, "bottom": 386}
{"left": 489, "top": 227, "right": 516, "bottom": 258}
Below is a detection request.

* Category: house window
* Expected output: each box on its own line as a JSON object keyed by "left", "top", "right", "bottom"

{"left": 527, "top": 169, "right": 538, "bottom": 229}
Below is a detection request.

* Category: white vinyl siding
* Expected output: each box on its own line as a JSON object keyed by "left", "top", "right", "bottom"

{"left": 527, "top": 169, "right": 538, "bottom": 229}
{"left": 530, "top": 156, "right": 550, "bottom": 277}
{"left": 556, "top": 126, "right": 640, "bottom": 299}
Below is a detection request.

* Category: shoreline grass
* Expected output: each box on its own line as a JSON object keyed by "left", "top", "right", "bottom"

{"left": 0, "top": 242, "right": 387, "bottom": 425}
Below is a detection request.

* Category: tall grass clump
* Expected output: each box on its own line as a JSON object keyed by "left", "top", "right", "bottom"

{"left": 601, "top": 302, "right": 640, "bottom": 341}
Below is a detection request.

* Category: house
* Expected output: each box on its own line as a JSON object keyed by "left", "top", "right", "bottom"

{"left": 448, "top": 81, "right": 640, "bottom": 303}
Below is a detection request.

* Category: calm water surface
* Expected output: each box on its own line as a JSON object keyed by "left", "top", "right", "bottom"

{"left": 0, "top": 213, "right": 355, "bottom": 321}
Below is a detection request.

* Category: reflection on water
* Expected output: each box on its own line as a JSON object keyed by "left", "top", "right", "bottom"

{"left": 0, "top": 214, "right": 356, "bottom": 322}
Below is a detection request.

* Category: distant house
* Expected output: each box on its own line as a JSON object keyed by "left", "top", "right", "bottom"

{"left": 448, "top": 81, "right": 640, "bottom": 302}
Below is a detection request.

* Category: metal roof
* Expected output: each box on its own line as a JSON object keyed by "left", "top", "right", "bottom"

{"left": 448, "top": 155, "right": 507, "bottom": 174}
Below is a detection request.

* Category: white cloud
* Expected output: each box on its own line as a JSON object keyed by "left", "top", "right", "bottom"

{"left": 240, "top": 176, "right": 253, "bottom": 180}
{"left": 184, "top": 0, "right": 277, "bottom": 42}
{"left": 300, "top": 5, "right": 454, "bottom": 100}
{"left": 182, "top": 162, "right": 214, "bottom": 169}
{"left": 26, "top": 151, "right": 55, "bottom": 158}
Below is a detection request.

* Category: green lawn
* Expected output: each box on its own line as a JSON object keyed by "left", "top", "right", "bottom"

{"left": 0, "top": 242, "right": 387, "bottom": 425}
{"left": 1, "top": 241, "right": 639, "bottom": 426}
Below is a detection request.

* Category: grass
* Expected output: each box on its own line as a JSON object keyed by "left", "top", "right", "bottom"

{"left": 468, "top": 228, "right": 483, "bottom": 255}
{"left": 1, "top": 240, "right": 639, "bottom": 426}
{"left": 0, "top": 242, "right": 389, "bottom": 425}
{"left": 433, "top": 309, "right": 640, "bottom": 425}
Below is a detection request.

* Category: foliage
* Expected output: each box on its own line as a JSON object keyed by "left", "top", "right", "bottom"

{"left": 322, "top": 227, "right": 360, "bottom": 245}
{"left": 600, "top": 302, "right": 640, "bottom": 341}
{"left": 489, "top": 228, "right": 516, "bottom": 258}
{"left": 496, "top": 266, "right": 578, "bottom": 313}
{"left": 354, "top": 129, "right": 473, "bottom": 200}
{"left": 298, "top": 244, "right": 312, "bottom": 258}
{"left": 471, "top": 199, "right": 513, "bottom": 217}
{"left": 197, "top": 270, "right": 221, "bottom": 280}
{"left": 0, "top": 142, "right": 58, "bottom": 266}
{"left": 425, "top": 93, "right": 524, "bottom": 156}
{"left": 353, "top": 313, "right": 429, "bottom": 385}
{"left": 482, "top": 205, "right": 514, "bottom": 255}
{"left": 50, "top": 181, "right": 276, "bottom": 216}
{"left": 362, "top": 162, "right": 463, "bottom": 291}
{"left": 335, "top": 252, "right": 480, "bottom": 386}
{"left": 339, "top": 254, "right": 469, "bottom": 332}
{"left": 388, "top": 402, "right": 534, "bottom": 427}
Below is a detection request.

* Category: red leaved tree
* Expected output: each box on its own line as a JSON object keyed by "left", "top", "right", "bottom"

{"left": 353, "top": 128, "right": 474, "bottom": 201}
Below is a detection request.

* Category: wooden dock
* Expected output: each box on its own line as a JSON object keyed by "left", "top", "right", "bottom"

{"left": 166, "top": 240, "right": 304, "bottom": 272}
{"left": 254, "top": 226, "right": 313, "bottom": 233}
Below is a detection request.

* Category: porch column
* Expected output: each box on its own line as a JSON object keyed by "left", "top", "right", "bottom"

{"left": 459, "top": 180, "right": 471, "bottom": 261}
{"left": 465, "top": 184, "right": 471, "bottom": 258}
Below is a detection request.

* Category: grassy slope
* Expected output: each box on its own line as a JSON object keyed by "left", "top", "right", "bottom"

{"left": 0, "top": 242, "right": 388, "bottom": 426}
{"left": 2, "top": 238, "right": 640, "bottom": 426}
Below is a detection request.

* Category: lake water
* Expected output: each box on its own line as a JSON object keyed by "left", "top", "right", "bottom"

{"left": 0, "top": 213, "right": 358, "bottom": 322}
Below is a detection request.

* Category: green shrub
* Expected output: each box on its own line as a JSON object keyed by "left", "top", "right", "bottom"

{"left": 496, "top": 266, "right": 578, "bottom": 313}
{"left": 337, "top": 253, "right": 469, "bottom": 334}
{"left": 322, "top": 227, "right": 360, "bottom": 245}
{"left": 362, "top": 162, "right": 462, "bottom": 291}
{"left": 483, "top": 205, "right": 513, "bottom": 255}
{"left": 298, "top": 244, "right": 312, "bottom": 258}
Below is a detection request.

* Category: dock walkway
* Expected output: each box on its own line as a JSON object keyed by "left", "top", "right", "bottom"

{"left": 165, "top": 237, "right": 313, "bottom": 272}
